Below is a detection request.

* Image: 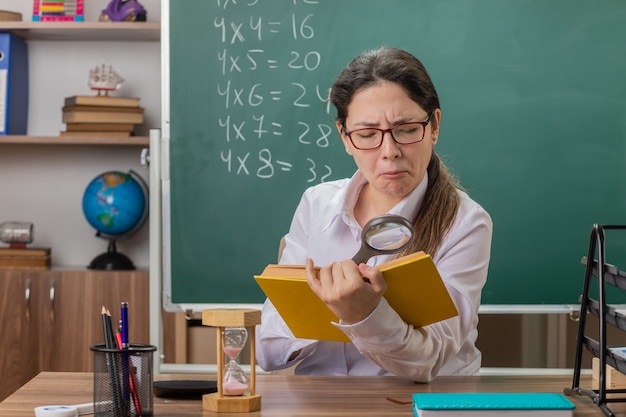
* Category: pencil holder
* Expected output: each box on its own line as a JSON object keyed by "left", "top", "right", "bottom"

{"left": 90, "top": 343, "right": 157, "bottom": 417}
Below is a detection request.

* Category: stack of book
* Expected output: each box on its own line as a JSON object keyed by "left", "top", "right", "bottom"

{"left": 0, "top": 247, "right": 51, "bottom": 270}
{"left": 61, "top": 95, "right": 144, "bottom": 137}
{"left": 0, "top": 10, "right": 22, "bottom": 21}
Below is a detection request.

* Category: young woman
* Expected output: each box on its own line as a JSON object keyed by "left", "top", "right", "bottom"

{"left": 256, "top": 47, "right": 492, "bottom": 382}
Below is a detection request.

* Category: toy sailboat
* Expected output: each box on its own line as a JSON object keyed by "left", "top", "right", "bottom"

{"left": 88, "top": 64, "right": 125, "bottom": 95}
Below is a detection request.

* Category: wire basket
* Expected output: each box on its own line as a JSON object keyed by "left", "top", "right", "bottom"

{"left": 90, "top": 343, "right": 157, "bottom": 417}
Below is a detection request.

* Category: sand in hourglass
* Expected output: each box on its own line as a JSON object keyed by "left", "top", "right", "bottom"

{"left": 223, "top": 347, "right": 249, "bottom": 395}
{"left": 223, "top": 328, "right": 250, "bottom": 396}
{"left": 223, "top": 379, "right": 248, "bottom": 396}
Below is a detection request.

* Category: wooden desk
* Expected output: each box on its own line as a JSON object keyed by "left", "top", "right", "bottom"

{"left": 0, "top": 372, "right": 621, "bottom": 416}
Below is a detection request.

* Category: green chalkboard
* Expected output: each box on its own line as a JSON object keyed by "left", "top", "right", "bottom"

{"left": 164, "top": 0, "right": 626, "bottom": 307}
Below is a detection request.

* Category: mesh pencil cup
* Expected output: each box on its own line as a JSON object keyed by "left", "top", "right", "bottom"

{"left": 90, "top": 343, "right": 157, "bottom": 417}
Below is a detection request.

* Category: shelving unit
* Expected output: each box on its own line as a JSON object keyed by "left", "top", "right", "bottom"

{"left": 565, "top": 224, "right": 626, "bottom": 417}
{"left": 0, "top": 19, "right": 161, "bottom": 401}
{"left": 0, "top": 20, "right": 158, "bottom": 265}
{"left": 0, "top": 21, "right": 159, "bottom": 146}
{"left": 0, "top": 21, "right": 160, "bottom": 41}
{"left": 0, "top": 135, "right": 149, "bottom": 145}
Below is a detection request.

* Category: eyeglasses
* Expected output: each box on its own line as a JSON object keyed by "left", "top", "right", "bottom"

{"left": 343, "top": 112, "right": 433, "bottom": 150}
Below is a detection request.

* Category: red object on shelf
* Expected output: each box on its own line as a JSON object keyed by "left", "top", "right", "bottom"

{"left": 32, "top": 0, "right": 85, "bottom": 22}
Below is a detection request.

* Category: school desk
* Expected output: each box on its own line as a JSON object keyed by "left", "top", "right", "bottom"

{"left": 0, "top": 371, "right": 619, "bottom": 416}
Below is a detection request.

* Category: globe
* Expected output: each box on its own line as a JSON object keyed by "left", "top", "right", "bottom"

{"left": 82, "top": 170, "right": 148, "bottom": 270}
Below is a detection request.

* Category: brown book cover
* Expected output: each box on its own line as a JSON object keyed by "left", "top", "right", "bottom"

{"left": 0, "top": 10, "right": 22, "bottom": 21}
{"left": 60, "top": 131, "right": 133, "bottom": 137}
{"left": 65, "top": 123, "right": 135, "bottom": 132}
{"left": 0, "top": 247, "right": 50, "bottom": 257}
{"left": 64, "top": 95, "right": 140, "bottom": 108}
{"left": 62, "top": 110, "right": 144, "bottom": 124}
{"left": 0, "top": 247, "right": 51, "bottom": 270}
{"left": 0, "top": 257, "right": 50, "bottom": 270}
{"left": 254, "top": 251, "right": 458, "bottom": 342}
{"left": 63, "top": 105, "right": 144, "bottom": 114}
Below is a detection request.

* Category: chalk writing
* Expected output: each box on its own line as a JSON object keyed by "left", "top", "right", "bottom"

{"left": 210, "top": 1, "right": 340, "bottom": 181}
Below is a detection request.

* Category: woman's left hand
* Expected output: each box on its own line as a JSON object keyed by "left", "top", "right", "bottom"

{"left": 305, "top": 258, "right": 387, "bottom": 324}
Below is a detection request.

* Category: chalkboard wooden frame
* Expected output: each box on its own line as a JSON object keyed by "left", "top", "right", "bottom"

{"left": 161, "top": 0, "right": 626, "bottom": 311}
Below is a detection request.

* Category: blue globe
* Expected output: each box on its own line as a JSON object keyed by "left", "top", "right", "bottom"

{"left": 82, "top": 171, "right": 148, "bottom": 238}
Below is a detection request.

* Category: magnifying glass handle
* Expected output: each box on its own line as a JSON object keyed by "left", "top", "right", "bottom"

{"left": 351, "top": 244, "right": 371, "bottom": 265}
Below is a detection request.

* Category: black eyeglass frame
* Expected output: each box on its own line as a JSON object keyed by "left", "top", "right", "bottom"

{"left": 342, "top": 112, "right": 434, "bottom": 150}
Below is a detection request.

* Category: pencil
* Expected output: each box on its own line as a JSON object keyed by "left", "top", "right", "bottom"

{"left": 101, "top": 306, "right": 115, "bottom": 348}
{"left": 102, "top": 306, "right": 125, "bottom": 416}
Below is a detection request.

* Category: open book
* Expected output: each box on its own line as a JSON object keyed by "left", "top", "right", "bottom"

{"left": 254, "top": 251, "right": 458, "bottom": 343}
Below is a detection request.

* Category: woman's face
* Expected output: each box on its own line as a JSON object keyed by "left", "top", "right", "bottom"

{"left": 337, "top": 81, "right": 441, "bottom": 202}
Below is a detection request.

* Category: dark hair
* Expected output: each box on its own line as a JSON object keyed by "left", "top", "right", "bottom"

{"left": 330, "top": 47, "right": 440, "bottom": 127}
{"left": 331, "top": 47, "right": 460, "bottom": 257}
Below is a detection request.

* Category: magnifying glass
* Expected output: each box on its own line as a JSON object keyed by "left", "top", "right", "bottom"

{"left": 352, "top": 214, "right": 414, "bottom": 265}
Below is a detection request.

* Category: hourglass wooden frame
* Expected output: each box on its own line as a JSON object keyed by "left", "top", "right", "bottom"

{"left": 201, "top": 308, "right": 262, "bottom": 412}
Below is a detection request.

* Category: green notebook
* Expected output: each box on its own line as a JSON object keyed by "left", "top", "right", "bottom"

{"left": 412, "top": 392, "right": 575, "bottom": 417}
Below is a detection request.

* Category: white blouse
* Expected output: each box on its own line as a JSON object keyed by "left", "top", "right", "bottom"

{"left": 256, "top": 171, "right": 493, "bottom": 382}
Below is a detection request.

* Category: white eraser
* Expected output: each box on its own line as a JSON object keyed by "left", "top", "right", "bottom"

{"left": 34, "top": 405, "right": 78, "bottom": 417}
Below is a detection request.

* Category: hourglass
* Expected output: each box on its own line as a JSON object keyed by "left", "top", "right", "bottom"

{"left": 202, "top": 308, "right": 262, "bottom": 412}
{"left": 223, "top": 327, "right": 249, "bottom": 396}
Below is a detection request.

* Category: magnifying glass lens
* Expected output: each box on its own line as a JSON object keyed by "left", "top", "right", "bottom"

{"left": 367, "top": 226, "right": 411, "bottom": 250}
{"left": 352, "top": 215, "right": 414, "bottom": 264}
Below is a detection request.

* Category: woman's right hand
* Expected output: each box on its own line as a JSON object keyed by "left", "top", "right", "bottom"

{"left": 305, "top": 258, "right": 386, "bottom": 324}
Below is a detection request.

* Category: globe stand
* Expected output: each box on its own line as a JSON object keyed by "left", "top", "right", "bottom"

{"left": 88, "top": 238, "right": 136, "bottom": 270}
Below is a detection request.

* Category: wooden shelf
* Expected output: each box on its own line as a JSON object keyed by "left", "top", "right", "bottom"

{"left": 0, "top": 22, "right": 158, "bottom": 146}
{"left": 0, "top": 21, "right": 160, "bottom": 41}
{"left": 0, "top": 135, "right": 149, "bottom": 146}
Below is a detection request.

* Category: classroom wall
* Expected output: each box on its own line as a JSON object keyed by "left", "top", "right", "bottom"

{"left": 0, "top": 0, "right": 161, "bottom": 268}
{"left": 4, "top": 1, "right": 609, "bottom": 368}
